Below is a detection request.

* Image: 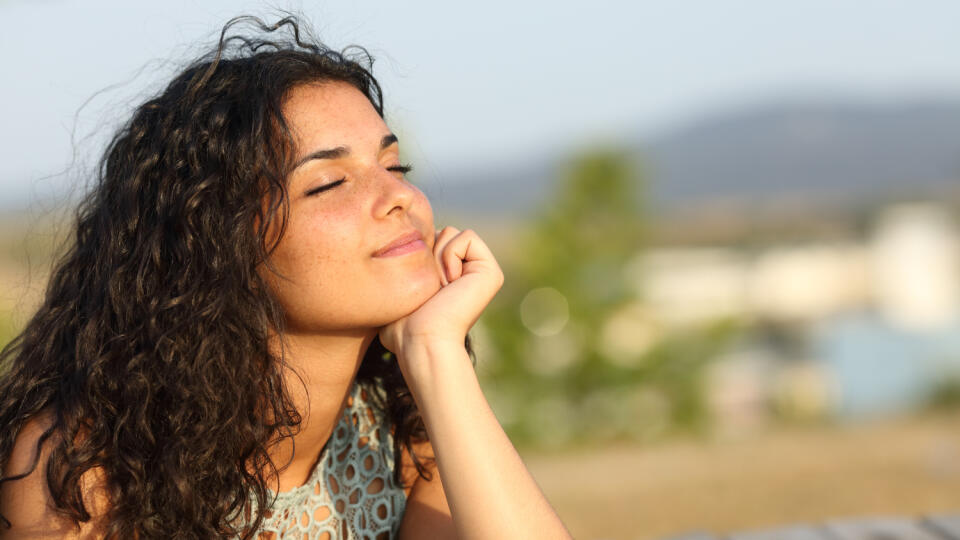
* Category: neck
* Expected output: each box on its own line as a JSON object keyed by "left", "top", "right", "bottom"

{"left": 268, "top": 327, "right": 378, "bottom": 490}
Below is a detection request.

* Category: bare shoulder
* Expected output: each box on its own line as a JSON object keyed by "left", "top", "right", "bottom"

{"left": 0, "top": 412, "right": 107, "bottom": 539}
{"left": 397, "top": 438, "right": 456, "bottom": 540}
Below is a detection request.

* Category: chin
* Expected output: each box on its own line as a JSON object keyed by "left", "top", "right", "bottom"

{"left": 378, "top": 271, "right": 442, "bottom": 322}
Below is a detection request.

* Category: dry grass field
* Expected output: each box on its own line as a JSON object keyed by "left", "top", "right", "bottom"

{"left": 521, "top": 413, "right": 960, "bottom": 540}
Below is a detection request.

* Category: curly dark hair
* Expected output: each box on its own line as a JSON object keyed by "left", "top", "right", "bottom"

{"left": 0, "top": 14, "right": 466, "bottom": 538}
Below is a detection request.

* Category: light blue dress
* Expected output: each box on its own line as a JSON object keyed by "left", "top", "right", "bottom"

{"left": 249, "top": 381, "right": 408, "bottom": 539}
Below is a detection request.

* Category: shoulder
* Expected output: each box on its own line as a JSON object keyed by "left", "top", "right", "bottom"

{"left": 0, "top": 412, "right": 107, "bottom": 539}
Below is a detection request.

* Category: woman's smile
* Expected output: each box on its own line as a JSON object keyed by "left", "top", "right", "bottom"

{"left": 373, "top": 230, "right": 428, "bottom": 258}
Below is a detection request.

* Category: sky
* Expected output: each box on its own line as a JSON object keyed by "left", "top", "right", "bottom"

{"left": 2, "top": 0, "right": 960, "bottom": 208}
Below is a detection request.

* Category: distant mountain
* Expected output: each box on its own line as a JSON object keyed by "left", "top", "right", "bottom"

{"left": 644, "top": 101, "right": 960, "bottom": 206}
{"left": 431, "top": 100, "right": 960, "bottom": 218}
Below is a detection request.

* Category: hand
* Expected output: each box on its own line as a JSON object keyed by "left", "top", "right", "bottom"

{"left": 378, "top": 226, "right": 504, "bottom": 356}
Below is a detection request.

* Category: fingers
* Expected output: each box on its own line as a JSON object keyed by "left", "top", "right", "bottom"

{"left": 433, "top": 226, "right": 503, "bottom": 286}
{"left": 433, "top": 225, "right": 459, "bottom": 249}
{"left": 433, "top": 226, "right": 460, "bottom": 285}
{"left": 442, "top": 239, "right": 465, "bottom": 282}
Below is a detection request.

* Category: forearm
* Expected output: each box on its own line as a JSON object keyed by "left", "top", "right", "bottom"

{"left": 400, "top": 341, "right": 571, "bottom": 540}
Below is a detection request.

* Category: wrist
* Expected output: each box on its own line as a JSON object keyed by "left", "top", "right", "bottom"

{"left": 397, "top": 338, "right": 474, "bottom": 397}
{"left": 399, "top": 335, "right": 466, "bottom": 357}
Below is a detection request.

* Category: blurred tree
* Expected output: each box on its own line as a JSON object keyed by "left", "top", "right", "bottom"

{"left": 479, "top": 148, "right": 739, "bottom": 448}
{"left": 926, "top": 371, "right": 960, "bottom": 411}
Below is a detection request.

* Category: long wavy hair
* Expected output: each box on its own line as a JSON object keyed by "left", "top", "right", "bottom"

{"left": 0, "top": 15, "right": 465, "bottom": 538}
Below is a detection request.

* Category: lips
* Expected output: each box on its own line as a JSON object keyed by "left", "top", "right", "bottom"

{"left": 372, "top": 230, "right": 426, "bottom": 257}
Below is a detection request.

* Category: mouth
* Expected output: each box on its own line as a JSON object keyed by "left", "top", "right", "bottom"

{"left": 372, "top": 230, "right": 426, "bottom": 258}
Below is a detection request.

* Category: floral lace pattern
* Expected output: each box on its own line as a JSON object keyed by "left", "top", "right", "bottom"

{"left": 251, "top": 382, "right": 407, "bottom": 539}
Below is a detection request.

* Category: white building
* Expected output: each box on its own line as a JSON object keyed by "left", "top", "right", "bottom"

{"left": 870, "top": 203, "right": 960, "bottom": 332}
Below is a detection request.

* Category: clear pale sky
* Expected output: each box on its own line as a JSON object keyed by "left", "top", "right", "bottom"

{"left": 2, "top": 0, "right": 959, "bottom": 208}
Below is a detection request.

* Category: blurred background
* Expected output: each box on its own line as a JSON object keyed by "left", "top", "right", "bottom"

{"left": 2, "top": 1, "right": 960, "bottom": 539}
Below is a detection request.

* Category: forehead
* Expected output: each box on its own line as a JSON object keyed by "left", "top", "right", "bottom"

{"left": 282, "top": 81, "right": 388, "bottom": 155}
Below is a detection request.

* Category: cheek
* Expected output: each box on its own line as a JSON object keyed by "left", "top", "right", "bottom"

{"left": 269, "top": 214, "right": 355, "bottom": 287}
{"left": 412, "top": 192, "right": 436, "bottom": 232}
{"left": 294, "top": 231, "right": 356, "bottom": 284}
{"left": 416, "top": 189, "right": 433, "bottom": 215}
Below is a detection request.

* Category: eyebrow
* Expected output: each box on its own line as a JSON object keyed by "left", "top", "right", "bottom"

{"left": 292, "top": 133, "right": 399, "bottom": 171}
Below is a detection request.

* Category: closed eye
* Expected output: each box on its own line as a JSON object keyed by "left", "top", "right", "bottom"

{"left": 304, "top": 178, "right": 345, "bottom": 197}
{"left": 304, "top": 164, "right": 412, "bottom": 197}
{"left": 388, "top": 164, "right": 413, "bottom": 175}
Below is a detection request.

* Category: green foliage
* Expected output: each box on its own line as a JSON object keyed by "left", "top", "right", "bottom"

{"left": 926, "top": 373, "right": 960, "bottom": 411}
{"left": 522, "top": 150, "right": 642, "bottom": 307}
{"left": 478, "top": 148, "right": 740, "bottom": 449}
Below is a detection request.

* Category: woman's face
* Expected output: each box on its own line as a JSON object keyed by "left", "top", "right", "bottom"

{"left": 262, "top": 81, "right": 441, "bottom": 334}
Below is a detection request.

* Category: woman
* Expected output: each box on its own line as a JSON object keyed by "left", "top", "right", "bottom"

{"left": 0, "top": 15, "right": 571, "bottom": 539}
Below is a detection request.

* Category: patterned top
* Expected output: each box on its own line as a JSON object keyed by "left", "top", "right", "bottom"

{"left": 250, "top": 381, "right": 408, "bottom": 539}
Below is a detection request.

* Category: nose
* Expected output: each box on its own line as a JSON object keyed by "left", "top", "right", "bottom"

{"left": 372, "top": 166, "right": 417, "bottom": 218}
